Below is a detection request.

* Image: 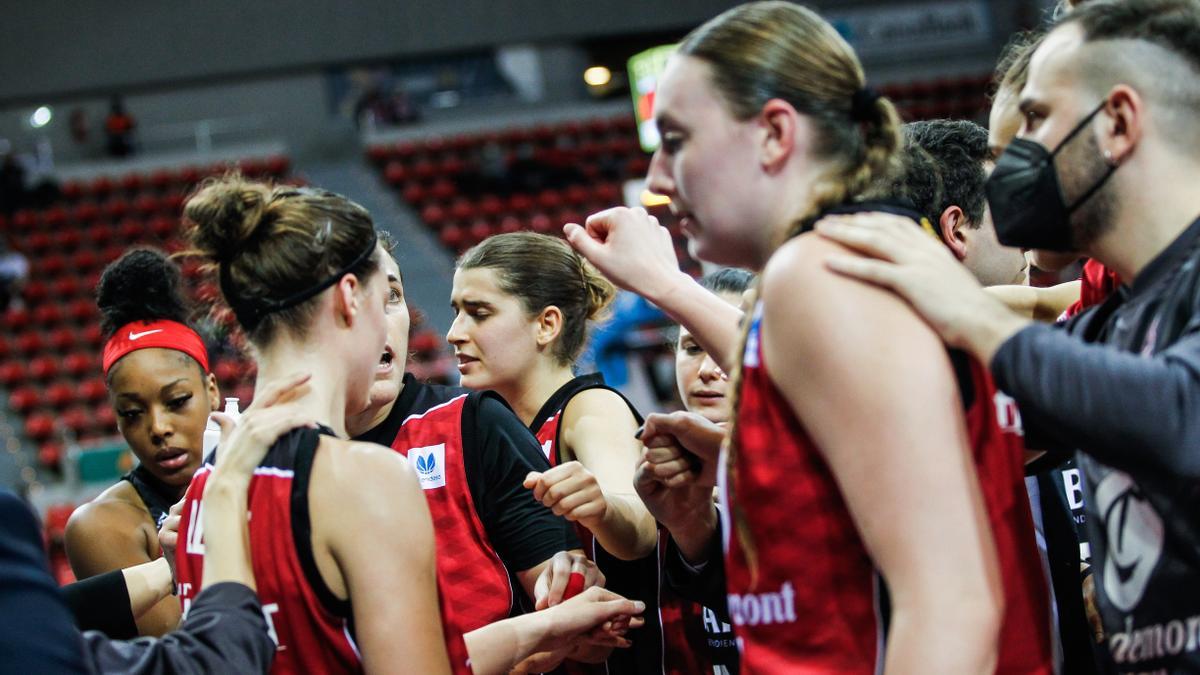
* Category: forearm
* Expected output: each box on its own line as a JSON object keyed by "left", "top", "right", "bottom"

{"left": 590, "top": 494, "right": 658, "bottom": 561}
{"left": 200, "top": 473, "right": 254, "bottom": 590}
{"left": 668, "top": 503, "right": 719, "bottom": 565}
{"left": 992, "top": 323, "right": 1200, "bottom": 476}
{"left": 959, "top": 301, "right": 1033, "bottom": 364}
{"left": 983, "top": 285, "right": 1038, "bottom": 320}
{"left": 649, "top": 272, "right": 745, "bottom": 373}
{"left": 465, "top": 611, "right": 552, "bottom": 675}
{"left": 122, "top": 557, "right": 174, "bottom": 619}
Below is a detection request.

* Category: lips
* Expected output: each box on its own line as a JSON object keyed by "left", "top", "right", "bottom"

{"left": 455, "top": 353, "right": 479, "bottom": 373}
{"left": 377, "top": 346, "right": 396, "bottom": 375}
{"left": 155, "top": 447, "right": 191, "bottom": 472}
{"left": 690, "top": 390, "right": 724, "bottom": 402}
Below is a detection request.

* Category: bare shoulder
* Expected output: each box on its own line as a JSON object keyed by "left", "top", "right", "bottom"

{"left": 67, "top": 482, "right": 150, "bottom": 538}
{"left": 315, "top": 437, "right": 421, "bottom": 500}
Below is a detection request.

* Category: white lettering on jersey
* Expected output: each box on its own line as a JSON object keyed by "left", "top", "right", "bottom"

{"left": 262, "top": 603, "right": 286, "bottom": 650}
{"left": 1063, "top": 468, "right": 1085, "bottom": 510}
{"left": 185, "top": 499, "right": 205, "bottom": 555}
{"left": 993, "top": 391, "right": 1025, "bottom": 436}
{"left": 726, "top": 581, "right": 798, "bottom": 627}
{"left": 412, "top": 443, "right": 447, "bottom": 490}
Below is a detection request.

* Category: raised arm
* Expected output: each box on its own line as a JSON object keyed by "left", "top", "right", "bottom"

{"left": 763, "top": 237, "right": 1002, "bottom": 674}
{"left": 564, "top": 208, "right": 744, "bottom": 372}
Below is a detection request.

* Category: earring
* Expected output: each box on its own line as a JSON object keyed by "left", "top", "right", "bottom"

{"left": 1104, "top": 149, "right": 1114, "bottom": 164}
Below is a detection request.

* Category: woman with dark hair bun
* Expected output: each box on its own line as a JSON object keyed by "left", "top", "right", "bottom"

{"left": 66, "top": 247, "right": 220, "bottom": 637}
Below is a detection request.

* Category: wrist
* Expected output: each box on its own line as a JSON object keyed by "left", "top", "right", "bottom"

{"left": 671, "top": 504, "right": 719, "bottom": 564}
{"left": 646, "top": 269, "right": 695, "bottom": 309}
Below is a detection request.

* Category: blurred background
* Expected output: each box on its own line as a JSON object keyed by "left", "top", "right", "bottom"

{"left": 0, "top": 0, "right": 1065, "bottom": 582}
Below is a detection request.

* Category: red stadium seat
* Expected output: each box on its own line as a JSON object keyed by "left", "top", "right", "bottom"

{"left": 11, "top": 209, "right": 37, "bottom": 232}
{"left": 62, "top": 406, "right": 89, "bottom": 436}
{"left": 402, "top": 183, "right": 428, "bottom": 204}
{"left": 367, "top": 145, "right": 391, "bottom": 165}
{"left": 429, "top": 179, "right": 456, "bottom": 202}
{"left": 48, "top": 326, "right": 77, "bottom": 352}
{"left": 42, "top": 206, "right": 68, "bottom": 228}
{"left": 39, "top": 442, "right": 63, "bottom": 467}
{"left": 34, "top": 303, "right": 65, "bottom": 327}
{"left": 134, "top": 194, "right": 161, "bottom": 217}
{"left": 149, "top": 215, "right": 176, "bottom": 239}
{"left": 0, "top": 361, "right": 28, "bottom": 387}
{"left": 238, "top": 157, "right": 266, "bottom": 177}
{"left": 214, "top": 359, "right": 243, "bottom": 384}
{"left": 265, "top": 155, "right": 290, "bottom": 177}
{"left": 0, "top": 334, "right": 9, "bottom": 360}
{"left": 448, "top": 200, "right": 477, "bottom": 223}
{"left": 6, "top": 305, "right": 33, "bottom": 331}
{"left": 120, "top": 172, "right": 144, "bottom": 194}
{"left": 16, "top": 330, "right": 45, "bottom": 355}
{"left": 41, "top": 254, "right": 68, "bottom": 277}
{"left": 102, "top": 198, "right": 130, "bottom": 221}
{"left": 149, "top": 169, "right": 174, "bottom": 192}
{"left": 29, "top": 356, "right": 60, "bottom": 381}
{"left": 467, "top": 220, "right": 492, "bottom": 246}
{"left": 53, "top": 229, "right": 83, "bottom": 251}
{"left": 61, "top": 180, "right": 85, "bottom": 201}
{"left": 421, "top": 204, "right": 448, "bottom": 228}
{"left": 384, "top": 161, "right": 409, "bottom": 186}
{"left": 498, "top": 216, "right": 522, "bottom": 235}
{"left": 93, "top": 403, "right": 117, "bottom": 435}
{"left": 80, "top": 379, "right": 108, "bottom": 404}
{"left": 9, "top": 387, "right": 41, "bottom": 414}
{"left": 46, "top": 382, "right": 77, "bottom": 409}
{"left": 68, "top": 298, "right": 98, "bottom": 324}
{"left": 71, "top": 249, "right": 100, "bottom": 274}
{"left": 529, "top": 212, "right": 554, "bottom": 235}
{"left": 26, "top": 232, "right": 52, "bottom": 254}
{"left": 439, "top": 225, "right": 465, "bottom": 251}
{"left": 80, "top": 324, "right": 103, "bottom": 348}
{"left": 64, "top": 352, "right": 95, "bottom": 377}
{"left": 72, "top": 202, "right": 101, "bottom": 224}
{"left": 22, "top": 280, "right": 49, "bottom": 304}
{"left": 507, "top": 193, "right": 534, "bottom": 214}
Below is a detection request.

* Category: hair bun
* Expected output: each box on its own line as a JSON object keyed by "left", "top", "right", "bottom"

{"left": 184, "top": 174, "right": 273, "bottom": 264}
{"left": 96, "top": 247, "right": 191, "bottom": 338}
{"left": 579, "top": 256, "right": 617, "bottom": 321}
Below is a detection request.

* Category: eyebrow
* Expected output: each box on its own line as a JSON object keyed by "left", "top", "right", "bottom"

{"left": 159, "top": 378, "right": 189, "bottom": 394}
{"left": 655, "top": 111, "right": 683, "bottom": 133}
{"left": 451, "top": 298, "right": 492, "bottom": 310}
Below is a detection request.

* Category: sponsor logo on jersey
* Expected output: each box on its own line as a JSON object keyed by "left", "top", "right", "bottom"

{"left": 412, "top": 443, "right": 447, "bottom": 490}
{"left": 1095, "top": 470, "right": 1163, "bottom": 612}
{"left": 727, "top": 581, "right": 797, "bottom": 627}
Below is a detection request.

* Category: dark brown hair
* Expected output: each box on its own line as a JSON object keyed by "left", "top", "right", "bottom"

{"left": 457, "top": 232, "right": 616, "bottom": 366}
{"left": 182, "top": 173, "right": 380, "bottom": 346}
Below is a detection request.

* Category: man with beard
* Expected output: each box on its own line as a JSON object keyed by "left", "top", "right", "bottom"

{"left": 816, "top": 1, "right": 1200, "bottom": 671}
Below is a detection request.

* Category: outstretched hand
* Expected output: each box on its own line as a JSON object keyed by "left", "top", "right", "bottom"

{"left": 534, "top": 550, "right": 606, "bottom": 610}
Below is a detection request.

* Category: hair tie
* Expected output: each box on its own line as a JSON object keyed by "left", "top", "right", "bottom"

{"left": 850, "top": 86, "right": 881, "bottom": 122}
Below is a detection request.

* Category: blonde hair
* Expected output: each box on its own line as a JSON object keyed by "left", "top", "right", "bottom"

{"left": 681, "top": 1, "right": 905, "bottom": 584}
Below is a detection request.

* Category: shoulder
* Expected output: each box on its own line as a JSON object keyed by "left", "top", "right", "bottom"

{"left": 66, "top": 484, "right": 150, "bottom": 540}
{"left": 320, "top": 438, "right": 418, "bottom": 490}
{"left": 561, "top": 387, "right": 638, "bottom": 430}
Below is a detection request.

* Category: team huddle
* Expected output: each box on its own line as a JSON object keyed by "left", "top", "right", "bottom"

{"left": 37, "top": 0, "right": 1200, "bottom": 673}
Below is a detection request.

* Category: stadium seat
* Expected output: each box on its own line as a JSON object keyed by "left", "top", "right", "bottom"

{"left": 80, "top": 379, "right": 108, "bottom": 404}
{"left": 25, "top": 413, "right": 55, "bottom": 441}
{"left": 9, "top": 387, "right": 41, "bottom": 414}
{"left": 46, "top": 382, "right": 77, "bottom": 409}
{"left": 64, "top": 352, "right": 95, "bottom": 378}
{"left": 29, "top": 356, "right": 60, "bottom": 381}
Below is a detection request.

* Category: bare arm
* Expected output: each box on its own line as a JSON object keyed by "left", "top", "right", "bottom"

{"left": 323, "top": 444, "right": 452, "bottom": 675}
{"left": 527, "top": 389, "right": 656, "bottom": 560}
{"left": 985, "top": 280, "right": 1081, "bottom": 322}
{"left": 763, "top": 237, "right": 1002, "bottom": 674}
{"left": 65, "top": 499, "right": 181, "bottom": 636}
{"left": 464, "top": 587, "right": 644, "bottom": 675}
{"left": 564, "top": 208, "right": 744, "bottom": 372}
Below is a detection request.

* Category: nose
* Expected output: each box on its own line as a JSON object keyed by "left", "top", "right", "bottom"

{"left": 148, "top": 406, "right": 173, "bottom": 443}
{"left": 446, "top": 312, "right": 467, "bottom": 347}
{"left": 645, "top": 148, "right": 674, "bottom": 198}
{"left": 697, "top": 353, "right": 726, "bottom": 383}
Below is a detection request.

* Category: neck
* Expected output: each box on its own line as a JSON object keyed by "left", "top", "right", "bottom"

{"left": 751, "top": 169, "right": 825, "bottom": 271}
{"left": 1090, "top": 155, "right": 1200, "bottom": 282}
{"left": 255, "top": 337, "right": 351, "bottom": 438}
{"left": 497, "top": 363, "right": 575, "bottom": 427}
{"left": 345, "top": 380, "right": 404, "bottom": 438}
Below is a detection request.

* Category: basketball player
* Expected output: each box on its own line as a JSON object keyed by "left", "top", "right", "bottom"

{"left": 448, "top": 231, "right": 708, "bottom": 673}
{"left": 66, "top": 248, "right": 221, "bottom": 637}
{"left": 566, "top": 3, "right": 1052, "bottom": 671}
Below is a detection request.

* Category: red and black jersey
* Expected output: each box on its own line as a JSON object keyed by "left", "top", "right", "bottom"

{"left": 354, "top": 374, "right": 578, "bottom": 649}
{"left": 723, "top": 301, "right": 1053, "bottom": 674}
{"left": 533, "top": 373, "right": 717, "bottom": 675}
{"left": 175, "top": 427, "right": 364, "bottom": 674}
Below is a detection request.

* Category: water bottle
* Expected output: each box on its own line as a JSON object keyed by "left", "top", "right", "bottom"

{"left": 202, "top": 398, "right": 242, "bottom": 455}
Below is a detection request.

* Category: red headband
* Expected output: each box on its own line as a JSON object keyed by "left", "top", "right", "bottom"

{"left": 102, "top": 320, "right": 210, "bottom": 376}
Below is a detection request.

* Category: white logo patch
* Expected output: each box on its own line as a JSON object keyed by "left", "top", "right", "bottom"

{"left": 1095, "top": 470, "right": 1164, "bottom": 612}
{"left": 411, "top": 443, "right": 447, "bottom": 490}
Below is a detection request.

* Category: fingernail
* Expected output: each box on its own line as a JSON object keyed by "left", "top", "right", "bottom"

{"left": 633, "top": 601, "right": 645, "bottom": 611}
{"left": 634, "top": 425, "right": 644, "bottom": 439}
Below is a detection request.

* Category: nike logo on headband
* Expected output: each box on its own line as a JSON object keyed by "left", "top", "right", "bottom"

{"left": 129, "top": 329, "right": 165, "bottom": 340}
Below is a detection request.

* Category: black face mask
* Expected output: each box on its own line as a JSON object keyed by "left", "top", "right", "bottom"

{"left": 985, "top": 101, "right": 1118, "bottom": 252}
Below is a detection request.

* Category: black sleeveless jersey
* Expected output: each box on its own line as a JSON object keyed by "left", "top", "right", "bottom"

{"left": 121, "top": 465, "right": 179, "bottom": 529}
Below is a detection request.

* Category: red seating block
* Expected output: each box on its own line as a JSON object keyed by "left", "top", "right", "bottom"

{"left": 49, "top": 326, "right": 77, "bottom": 352}
{"left": 64, "top": 352, "right": 95, "bottom": 377}
{"left": 39, "top": 442, "right": 62, "bottom": 467}
{"left": 68, "top": 298, "right": 98, "bottom": 324}
{"left": 9, "top": 387, "right": 41, "bottom": 414}
{"left": 29, "top": 356, "right": 60, "bottom": 381}
{"left": 80, "top": 379, "right": 108, "bottom": 404}
{"left": 34, "top": 303, "right": 65, "bottom": 327}
{"left": 46, "top": 382, "right": 76, "bottom": 409}
{"left": 0, "top": 361, "right": 27, "bottom": 387}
